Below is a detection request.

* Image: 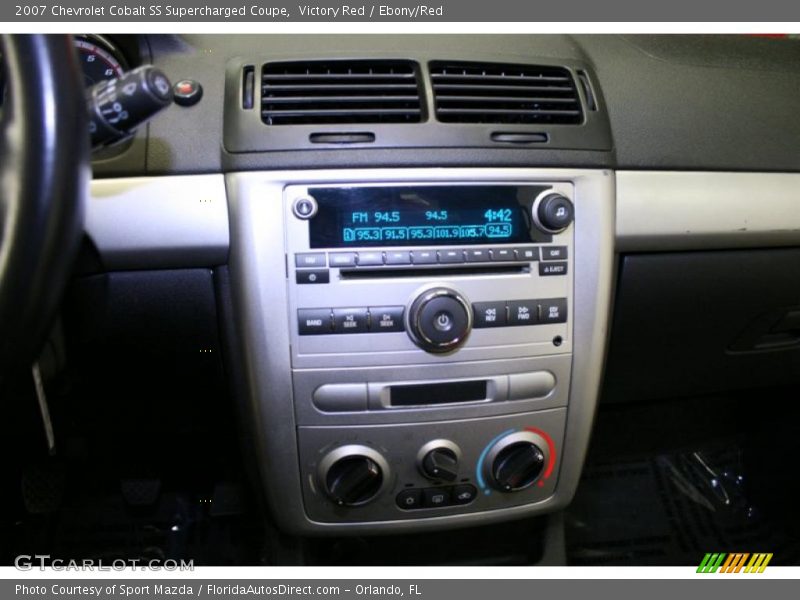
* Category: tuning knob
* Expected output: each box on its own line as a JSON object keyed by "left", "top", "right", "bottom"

{"left": 318, "top": 445, "right": 390, "bottom": 507}
{"left": 407, "top": 287, "right": 472, "bottom": 353}
{"left": 534, "top": 193, "right": 574, "bottom": 233}
{"left": 484, "top": 431, "right": 549, "bottom": 492}
{"left": 417, "top": 440, "right": 462, "bottom": 482}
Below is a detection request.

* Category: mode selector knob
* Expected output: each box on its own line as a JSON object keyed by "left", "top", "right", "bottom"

{"left": 484, "top": 431, "right": 550, "bottom": 492}
{"left": 407, "top": 287, "right": 472, "bottom": 353}
{"left": 417, "top": 440, "right": 462, "bottom": 482}
{"left": 534, "top": 193, "right": 574, "bottom": 233}
{"left": 318, "top": 445, "right": 391, "bottom": 507}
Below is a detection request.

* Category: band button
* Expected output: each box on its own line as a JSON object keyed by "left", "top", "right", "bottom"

{"left": 298, "top": 308, "right": 332, "bottom": 335}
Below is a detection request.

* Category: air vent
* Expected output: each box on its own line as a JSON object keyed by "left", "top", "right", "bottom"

{"left": 261, "top": 60, "right": 423, "bottom": 126}
{"left": 430, "top": 61, "right": 583, "bottom": 125}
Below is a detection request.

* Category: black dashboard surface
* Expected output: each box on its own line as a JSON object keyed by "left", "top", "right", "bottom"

{"left": 93, "top": 34, "right": 800, "bottom": 177}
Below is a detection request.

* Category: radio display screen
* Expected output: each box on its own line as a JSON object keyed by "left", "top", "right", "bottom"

{"left": 307, "top": 185, "right": 546, "bottom": 248}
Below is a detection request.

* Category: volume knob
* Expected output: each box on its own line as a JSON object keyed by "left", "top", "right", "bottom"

{"left": 407, "top": 287, "right": 472, "bottom": 353}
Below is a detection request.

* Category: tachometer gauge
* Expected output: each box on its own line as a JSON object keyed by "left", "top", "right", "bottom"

{"left": 74, "top": 36, "right": 127, "bottom": 87}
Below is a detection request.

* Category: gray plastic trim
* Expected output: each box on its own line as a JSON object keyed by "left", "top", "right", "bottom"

{"left": 87, "top": 175, "right": 229, "bottom": 269}
{"left": 616, "top": 171, "right": 800, "bottom": 252}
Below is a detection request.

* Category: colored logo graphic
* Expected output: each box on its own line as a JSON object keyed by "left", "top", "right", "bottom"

{"left": 697, "top": 553, "right": 773, "bottom": 573}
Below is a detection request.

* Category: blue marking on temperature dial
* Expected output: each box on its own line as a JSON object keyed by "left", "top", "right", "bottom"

{"left": 475, "top": 429, "right": 516, "bottom": 495}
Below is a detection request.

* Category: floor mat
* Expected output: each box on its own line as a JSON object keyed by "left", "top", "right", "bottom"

{"left": 565, "top": 442, "right": 800, "bottom": 566}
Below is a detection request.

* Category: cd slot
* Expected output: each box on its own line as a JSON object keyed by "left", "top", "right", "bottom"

{"left": 340, "top": 264, "right": 528, "bottom": 279}
{"left": 389, "top": 380, "right": 489, "bottom": 407}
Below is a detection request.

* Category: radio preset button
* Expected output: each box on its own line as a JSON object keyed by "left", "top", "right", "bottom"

{"left": 466, "top": 248, "right": 491, "bottom": 262}
{"left": 333, "top": 308, "right": 369, "bottom": 333}
{"left": 356, "top": 251, "right": 384, "bottom": 266}
{"left": 539, "top": 298, "right": 568, "bottom": 324}
{"left": 472, "top": 302, "right": 508, "bottom": 328}
{"left": 508, "top": 300, "right": 539, "bottom": 326}
{"left": 514, "top": 247, "right": 539, "bottom": 261}
{"left": 385, "top": 250, "right": 411, "bottom": 265}
{"left": 295, "top": 252, "right": 327, "bottom": 268}
{"left": 369, "top": 306, "right": 405, "bottom": 332}
{"left": 329, "top": 252, "right": 357, "bottom": 267}
{"left": 298, "top": 309, "right": 332, "bottom": 335}
{"left": 296, "top": 269, "right": 330, "bottom": 284}
{"left": 539, "top": 262, "right": 568, "bottom": 276}
{"left": 542, "top": 246, "right": 568, "bottom": 261}
{"left": 438, "top": 249, "right": 465, "bottom": 264}
{"left": 491, "top": 248, "right": 515, "bottom": 261}
{"left": 410, "top": 250, "right": 437, "bottom": 265}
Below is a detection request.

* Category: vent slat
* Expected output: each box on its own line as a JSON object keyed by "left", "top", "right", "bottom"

{"left": 262, "top": 84, "right": 418, "bottom": 92}
{"left": 264, "top": 73, "right": 417, "bottom": 81}
{"left": 263, "top": 96, "right": 420, "bottom": 104}
{"left": 430, "top": 61, "right": 583, "bottom": 125}
{"left": 261, "top": 60, "right": 423, "bottom": 126}
{"left": 438, "top": 108, "right": 581, "bottom": 116}
{"left": 435, "top": 95, "right": 579, "bottom": 104}
{"left": 433, "top": 84, "right": 575, "bottom": 93}
{"left": 264, "top": 108, "right": 421, "bottom": 116}
{"left": 430, "top": 73, "right": 570, "bottom": 83}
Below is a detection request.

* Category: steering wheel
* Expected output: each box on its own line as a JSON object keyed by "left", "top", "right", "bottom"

{"left": 0, "top": 35, "right": 88, "bottom": 379}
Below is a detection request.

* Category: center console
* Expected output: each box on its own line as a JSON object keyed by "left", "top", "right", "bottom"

{"left": 226, "top": 168, "right": 614, "bottom": 534}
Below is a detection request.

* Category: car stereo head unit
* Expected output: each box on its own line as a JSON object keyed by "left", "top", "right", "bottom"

{"left": 284, "top": 181, "right": 575, "bottom": 370}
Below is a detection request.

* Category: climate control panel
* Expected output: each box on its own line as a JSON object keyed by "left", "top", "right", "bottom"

{"left": 299, "top": 409, "right": 565, "bottom": 523}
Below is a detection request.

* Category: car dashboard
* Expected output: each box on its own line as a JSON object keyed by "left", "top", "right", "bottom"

{"left": 48, "top": 33, "right": 800, "bottom": 560}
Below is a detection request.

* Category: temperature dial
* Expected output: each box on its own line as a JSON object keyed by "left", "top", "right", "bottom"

{"left": 484, "top": 431, "right": 550, "bottom": 492}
